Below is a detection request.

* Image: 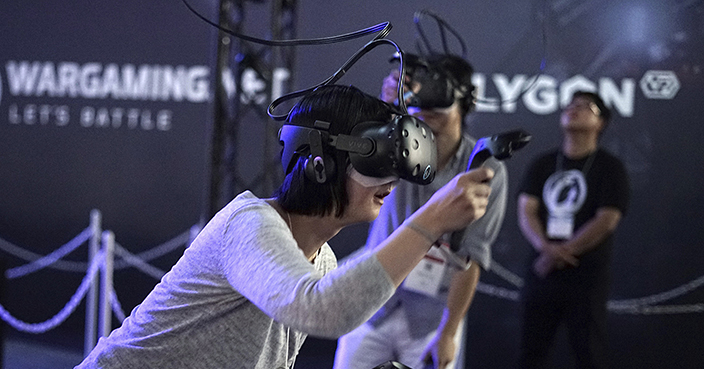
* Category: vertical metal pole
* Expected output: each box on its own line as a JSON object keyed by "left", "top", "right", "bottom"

{"left": 99, "top": 230, "right": 115, "bottom": 339}
{"left": 206, "top": 0, "right": 230, "bottom": 219}
{"left": 207, "top": 0, "right": 245, "bottom": 219}
{"left": 267, "top": 0, "right": 297, "bottom": 195}
{"left": 84, "top": 209, "right": 101, "bottom": 356}
{"left": 206, "top": 0, "right": 297, "bottom": 216}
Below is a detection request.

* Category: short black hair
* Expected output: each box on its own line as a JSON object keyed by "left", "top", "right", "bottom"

{"left": 273, "top": 85, "right": 395, "bottom": 217}
{"left": 572, "top": 91, "right": 612, "bottom": 129}
{"left": 426, "top": 53, "right": 476, "bottom": 116}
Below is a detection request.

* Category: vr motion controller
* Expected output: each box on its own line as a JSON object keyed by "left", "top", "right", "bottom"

{"left": 466, "top": 129, "right": 532, "bottom": 170}
{"left": 448, "top": 129, "right": 532, "bottom": 252}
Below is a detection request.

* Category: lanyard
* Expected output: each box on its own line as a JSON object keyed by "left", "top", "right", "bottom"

{"left": 557, "top": 150, "right": 596, "bottom": 176}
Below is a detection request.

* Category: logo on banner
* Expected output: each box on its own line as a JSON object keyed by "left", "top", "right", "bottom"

{"left": 2, "top": 60, "right": 210, "bottom": 132}
{"left": 0, "top": 62, "right": 684, "bottom": 131}
{"left": 472, "top": 69, "right": 681, "bottom": 117}
{"left": 639, "top": 70, "right": 680, "bottom": 99}
{"left": 220, "top": 67, "right": 290, "bottom": 104}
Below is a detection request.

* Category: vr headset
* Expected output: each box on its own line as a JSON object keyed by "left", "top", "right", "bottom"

{"left": 278, "top": 114, "right": 437, "bottom": 185}
{"left": 390, "top": 52, "right": 474, "bottom": 111}
{"left": 270, "top": 38, "right": 439, "bottom": 186}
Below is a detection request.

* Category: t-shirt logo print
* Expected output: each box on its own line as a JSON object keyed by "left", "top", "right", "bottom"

{"left": 543, "top": 169, "right": 587, "bottom": 218}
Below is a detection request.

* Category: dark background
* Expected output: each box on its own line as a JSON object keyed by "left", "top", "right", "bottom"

{"left": 1, "top": 0, "right": 702, "bottom": 368}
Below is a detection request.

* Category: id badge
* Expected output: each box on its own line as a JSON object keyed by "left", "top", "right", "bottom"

{"left": 547, "top": 215, "right": 574, "bottom": 239}
{"left": 403, "top": 244, "right": 449, "bottom": 298}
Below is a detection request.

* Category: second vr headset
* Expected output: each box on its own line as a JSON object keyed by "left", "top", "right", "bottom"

{"left": 391, "top": 52, "right": 475, "bottom": 111}
{"left": 278, "top": 114, "right": 437, "bottom": 185}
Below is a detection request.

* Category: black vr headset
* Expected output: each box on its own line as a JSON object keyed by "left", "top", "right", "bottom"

{"left": 270, "top": 37, "right": 439, "bottom": 186}
{"left": 390, "top": 52, "right": 475, "bottom": 111}
{"left": 278, "top": 114, "right": 437, "bottom": 185}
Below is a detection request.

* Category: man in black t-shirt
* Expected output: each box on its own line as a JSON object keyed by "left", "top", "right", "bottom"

{"left": 517, "top": 91, "right": 630, "bottom": 368}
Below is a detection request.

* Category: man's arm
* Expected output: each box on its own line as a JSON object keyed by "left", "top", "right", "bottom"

{"left": 517, "top": 193, "right": 548, "bottom": 253}
{"left": 562, "top": 207, "right": 622, "bottom": 256}
{"left": 517, "top": 193, "right": 578, "bottom": 276}
{"left": 422, "top": 262, "right": 481, "bottom": 369}
{"left": 421, "top": 161, "right": 509, "bottom": 368}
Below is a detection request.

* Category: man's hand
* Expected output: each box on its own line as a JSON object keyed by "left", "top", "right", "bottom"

{"left": 380, "top": 69, "right": 420, "bottom": 104}
{"left": 420, "top": 332, "right": 456, "bottom": 369}
{"left": 533, "top": 242, "right": 579, "bottom": 278}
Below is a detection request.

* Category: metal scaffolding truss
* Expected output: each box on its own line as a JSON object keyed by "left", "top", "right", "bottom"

{"left": 206, "top": 0, "right": 298, "bottom": 218}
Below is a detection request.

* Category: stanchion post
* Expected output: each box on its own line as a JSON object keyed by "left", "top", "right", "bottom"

{"left": 84, "top": 209, "right": 102, "bottom": 356}
{"left": 189, "top": 224, "right": 202, "bottom": 246}
{"left": 99, "top": 230, "right": 115, "bottom": 339}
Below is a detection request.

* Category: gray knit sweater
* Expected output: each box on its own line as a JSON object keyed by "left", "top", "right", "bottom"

{"left": 77, "top": 191, "right": 395, "bottom": 369}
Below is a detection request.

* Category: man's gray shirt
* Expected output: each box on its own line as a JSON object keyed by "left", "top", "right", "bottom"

{"left": 364, "top": 133, "right": 508, "bottom": 338}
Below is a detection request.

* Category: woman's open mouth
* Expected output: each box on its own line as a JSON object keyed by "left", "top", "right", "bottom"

{"left": 374, "top": 189, "right": 392, "bottom": 201}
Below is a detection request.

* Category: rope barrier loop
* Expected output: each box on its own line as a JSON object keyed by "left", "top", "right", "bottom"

{"left": 0, "top": 210, "right": 196, "bottom": 346}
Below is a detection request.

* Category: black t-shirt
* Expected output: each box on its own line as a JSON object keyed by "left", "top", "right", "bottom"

{"left": 519, "top": 148, "right": 630, "bottom": 281}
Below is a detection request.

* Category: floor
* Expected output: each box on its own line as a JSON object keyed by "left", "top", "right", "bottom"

{"left": 3, "top": 334, "right": 84, "bottom": 369}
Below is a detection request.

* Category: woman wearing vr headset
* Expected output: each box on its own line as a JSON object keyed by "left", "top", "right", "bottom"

{"left": 76, "top": 84, "right": 493, "bottom": 369}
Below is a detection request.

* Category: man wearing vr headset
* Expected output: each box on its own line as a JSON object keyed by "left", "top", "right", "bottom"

{"left": 334, "top": 54, "right": 508, "bottom": 369}
{"left": 76, "top": 85, "right": 494, "bottom": 369}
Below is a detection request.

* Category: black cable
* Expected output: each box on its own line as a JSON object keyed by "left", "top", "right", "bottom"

{"left": 413, "top": 10, "right": 468, "bottom": 58}
{"left": 474, "top": 0, "right": 547, "bottom": 106}
{"left": 182, "top": 0, "right": 404, "bottom": 121}
{"left": 268, "top": 38, "right": 408, "bottom": 121}
{"left": 182, "top": 0, "right": 391, "bottom": 46}
{"left": 412, "top": 7, "right": 548, "bottom": 107}
{"left": 186, "top": 0, "right": 549, "bottom": 114}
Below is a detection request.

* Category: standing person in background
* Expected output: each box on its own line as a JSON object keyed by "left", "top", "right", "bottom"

{"left": 334, "top": 54, "right": 508, "bottom": 369}
{"left": 517, "top": 91, "right": 630, "bottom": 368}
